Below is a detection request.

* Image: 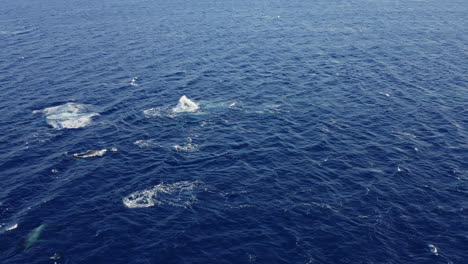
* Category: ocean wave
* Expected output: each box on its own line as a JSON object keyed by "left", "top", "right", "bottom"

{"left": 0, "top": 223, "right": 18, "bottom": 234}
{"left": 173, "top": 137, "right": 199, "bottom": 152}
{"left": 134, "top": 139, "right": 157, "bottom": 148}
{"left": 143, "top": 107, "right": 168, "bottom": 118}
{"left": 130, "top": 77, "right": 138, "bottom": 86}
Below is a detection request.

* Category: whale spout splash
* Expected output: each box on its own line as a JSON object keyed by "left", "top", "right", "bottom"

{"left": 173, "top": 95, "right": 199, "bottom": 113}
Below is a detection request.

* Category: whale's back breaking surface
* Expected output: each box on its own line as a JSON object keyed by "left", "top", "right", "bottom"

{"left": 73, "top": 149, "right": 107, "bottom": 158}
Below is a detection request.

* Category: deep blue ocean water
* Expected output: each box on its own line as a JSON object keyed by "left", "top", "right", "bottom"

{"left": 1, "top": 0, "right": 467, "bottom": 263}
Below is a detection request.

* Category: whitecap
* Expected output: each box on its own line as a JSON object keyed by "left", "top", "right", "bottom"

{"left": 173, "top": 137, "right": 199, "bottom": 152}
{"left": 130, "top": 77, "right": 138, "bottom": 86}
{"left": 172, "top": 95, "right": 199, "bottom": 113}
{"left": 34, "top": 103, "right": 99, "bottom": 129}
{"left": 143, "top": 107, "right": 167, "bottom": 118}
{"left": 123, "top": 180, "right": 203, "bottom": 209}
{"left": 173, "top": 143, "right": 199, "bottom": 152}
{"left": 123, "top": 189, "right": 156, "bottom": 208}
{"left": 428, "top": 244, "right": 439, "bottom": 256}
{"left": 134, "top": 139, "right": 154, "bottom": 148}
{"left": 0, "top": 223, "right": 18, "bottom": 234}
{"left": 6, "top": 223, "right": 18, "bottom": 231}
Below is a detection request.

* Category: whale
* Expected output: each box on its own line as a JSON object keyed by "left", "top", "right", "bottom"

{"left": 73, "top": 149, "right": 107, "bottom": 158}
{"left": 24, "top": 224, "right": 47, "bottom": 250}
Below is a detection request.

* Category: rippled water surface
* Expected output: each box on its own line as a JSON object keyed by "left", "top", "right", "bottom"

{"left": 1, "top": 0, "right": 467, "bottom": 263}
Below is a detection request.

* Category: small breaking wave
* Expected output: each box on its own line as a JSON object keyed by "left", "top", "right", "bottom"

{"left": 173, "top": 143, "right": 199, "bottom": 152}
{"left": 173, "top": 137, "right": 199, "bottom": 152}
{"left": 123, "top": 180, "right": 203, "bottom": 209}
{"left": 33, "top": 103, "right": 99, "bottom": 129}
{"left": 428, "top": 244, "right": 439, "bottom": 256}
{"left": 130, "top": 77, "right": 138, "bottom": 86}
{"left": 143, "top": 107, "right": 168, "bottom": 118}
{"left": 0, "top": 223, "right": 18, "bottom": 234}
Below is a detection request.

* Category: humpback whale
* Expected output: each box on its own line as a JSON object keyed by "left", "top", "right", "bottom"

{"left": 24, "top": 224, "right": 47, "bottom": 250}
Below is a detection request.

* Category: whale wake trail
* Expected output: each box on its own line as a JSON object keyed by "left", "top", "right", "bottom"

{"left": 123, "top": 181, "right": 203, "bottom": 208}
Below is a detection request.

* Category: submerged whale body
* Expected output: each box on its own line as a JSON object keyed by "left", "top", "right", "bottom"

{"left": 173, "top": 95, "right": 199, "bottom": 113}
{"left": 73, "top": 149, "right": 107, "bottom": 158}
{"left": 24, "top": 224, "right": 47, "bottom": 250}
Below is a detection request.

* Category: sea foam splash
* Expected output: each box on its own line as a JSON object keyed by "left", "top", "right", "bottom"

{"left": 6, "top": 223, "right": 18, "bottom": 231}
{"left": 143, "top": 107, "right": 166, "bottom": 118}
{"left": 130, "top": 77, "right": 138, "bottom": 86}
{"left": 0, "top": 223, "right": 18, "bottom": 234}
{"left": 33, "top": 103, "right": 99, "bottom": 129}
{"left": 123, "top": 181, "right": 203, "bottom": 208}
{"left": 143, "top": 96, "right": 199, "bottom": 118}
{"left": 428, "top": 244, "right": 439, "bottom": 256}
{"left": 173, "top": 137, "right": 199, "bottom": 152}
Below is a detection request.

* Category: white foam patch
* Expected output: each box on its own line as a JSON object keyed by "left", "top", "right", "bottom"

{"left": 143, "top": 107, "right": 167, "bottom": 118}
{"left": 173, "top": 143, "right": 199, "bottom": 152}
{"left": 6, "top": 223, "right": 18, "bottom": 231}
{"left": 130, "top": 77, "right": 138, "bottom": 86}
{"left": 173, "top": 95, "right": 199, "bottom": 113}
{"left": 0, "top": 223, "right": 18, "bottom": 234}
{"left": 34, "top": 103, "right": 99, "bottom": 129}
{"left": 123, "top": 180, "right": 203, "bottom": 209}
{"left": 428, "top": 244, "right": 439, "bottom": 256}
{"left": 173, "top": 137, "right": 199, "bottom": 152}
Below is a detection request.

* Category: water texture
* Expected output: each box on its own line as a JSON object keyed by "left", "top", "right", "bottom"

{"left": 0, "top": 0, "right": 467, "bottom": 263}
